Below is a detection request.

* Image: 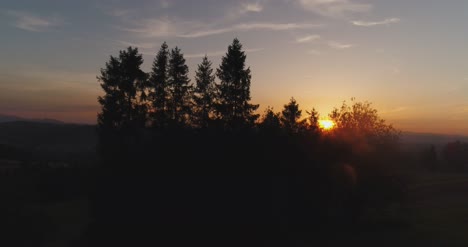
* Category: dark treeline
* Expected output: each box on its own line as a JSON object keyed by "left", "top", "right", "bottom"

{"left": 86, "top": 38, "right": 406, "bottom": 246}
{"left": 421, "top": 141, "right": 468, "bottom": 172}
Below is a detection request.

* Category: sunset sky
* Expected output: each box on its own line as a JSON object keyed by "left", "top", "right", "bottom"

{"left": 1, "top": 0, "right": 467, "bottom": 135}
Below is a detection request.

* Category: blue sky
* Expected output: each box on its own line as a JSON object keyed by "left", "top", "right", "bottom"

{"left": 0, "top": 0, "right": 467, "bottom": 134}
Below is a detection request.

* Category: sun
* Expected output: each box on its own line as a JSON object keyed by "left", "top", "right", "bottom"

{"left": 318, "top": 119, "right": 335, "bottom": 131}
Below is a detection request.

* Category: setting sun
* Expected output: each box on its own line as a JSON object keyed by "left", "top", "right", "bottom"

{"left": 318, "top": 120, "right": 335, "bottom": 130}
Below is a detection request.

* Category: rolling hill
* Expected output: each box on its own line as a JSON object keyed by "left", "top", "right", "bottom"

{"left": 0, "top": 114, "right": 64, "bottom": 124}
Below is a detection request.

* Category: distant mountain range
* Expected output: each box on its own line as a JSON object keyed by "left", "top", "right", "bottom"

{"left": 400, "top": 131, "right": 468, "bottom": 150}
{"left": 0, "top": 115, "right": 466, "bottom": 153}
{"left": 0, "top": 114, "right": 64, "bottom": 124}
{"left": 0, "top": 120, "right": 97, "bottom": 161}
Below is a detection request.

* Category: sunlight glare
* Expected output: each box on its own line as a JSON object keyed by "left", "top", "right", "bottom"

{"left": 318, "top": 119, "right": 335, "bottom": 130}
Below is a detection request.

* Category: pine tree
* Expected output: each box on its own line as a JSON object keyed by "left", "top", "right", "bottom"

{"left": 193, "top": 55, "right": 216, "bottom": 128}
{"left": 306, "top": 108, "right": 320, "bottom": 131}
{"left": 167, "top": 47, "right": 192, "bottom": 127}
{"left": 281, "top": 97, "right": 303, "bottom": 133}
{"left": 216, "top": 38, "right": 259, "bottom": 130}
{"left": 259, "top": 107, "right": 281, "bottom": 132}
{"left": 149, "top": 42, "right": 170, "bottom": 128}
{"left": 97, "top": 46, "right": 147, "bottom": 130}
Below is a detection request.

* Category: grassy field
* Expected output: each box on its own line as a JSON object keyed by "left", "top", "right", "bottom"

{"left": 315, "top": 172, "right": 468, "bottom": 247}
{"left": 404, "top": 172, "right": 468, "bottom": 246}
{"left": 5, "top": 171, "right": 468, "bottom": 246}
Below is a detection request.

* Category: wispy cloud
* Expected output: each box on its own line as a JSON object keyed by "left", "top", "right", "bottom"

{"left": 296, "top": 34, "right": 321, "bottom": 43}
{"left": 185, "top": 51, "right": 225, "bottom": 59}
{"left": 160, "top": 0, "right": 171, "bottom": 8}
{"left": 117, "top": 18, "right": 196, "bottom": 37}
{"left": 118, "top": 11, "right": 320, "bottom": 39}
{"left": 106, "top": 8, "right": 133, "bottom": 17}
{"left": 179, "top": 22, "right": 320, "bottom": 38}
{"left": 185, "top": 48, "right": 264, "bottom": 59}
{"left": 297, "top": 0, "right": 372, "bottom": 18}
{"left": 242, "top": 2, "right": 264, "bottom": 12}
{"left": 352, "top": 18, "right": 400, "bottom": 27}
{"left": 244, "top": 48, "right": 265, "bottom": 53}
{"left": 452, "top": 106, "right": 468, "bottom": 114}
{"left": 0, "top": 68, "right": 97, "bottom": 89}
{"left": 382, "top": 106, "right": 408, "bottom": 114}
{"left": 225, "top": 1, "right": 267, "bottom": 20}
{"left": 328, "top": 41, "right": 354, "bottom": 49}
{"left": 6, "top": 10, "right": 64, "bottom": 32}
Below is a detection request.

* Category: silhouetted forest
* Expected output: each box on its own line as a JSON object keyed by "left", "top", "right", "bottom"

{"left": 87, "top": 38, "right": 406, "bottom": 246}
{"left": 2, "top": 38, "right": 468, "bottom": 246}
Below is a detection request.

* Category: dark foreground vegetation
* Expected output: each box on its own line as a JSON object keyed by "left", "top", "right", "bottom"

{"left": 1, "top": 39, "right": 468, "bottom": 246}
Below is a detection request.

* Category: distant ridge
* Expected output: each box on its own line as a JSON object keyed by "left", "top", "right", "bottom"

{"left": 0, "top": 114, "right": 64, "bottom": 124}
{"left": 400, "top": 131, "right": 468, "bottom": 148}
{"left": 0, "top": 121, "right": 97, "bottom": 155}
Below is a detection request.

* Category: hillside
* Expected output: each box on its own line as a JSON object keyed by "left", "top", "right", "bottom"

{"left": 0, "top": 121, "right": 466, "bottom": 164}
{"left": 0, "top": 114, "right": 64, "bottom": 124}
{"left": 400, "top": 131, "right": 468, "bottom": 152}
{"left": 0, "top": 121, "right": 97, "bottom": 162}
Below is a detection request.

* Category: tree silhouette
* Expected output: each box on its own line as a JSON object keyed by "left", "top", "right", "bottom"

{"left": 149, "top": 42, "right": 170, "bottom": 128}
{"left": 92, "top": 40, "right": 410, "bottom": 243}
{"left": 259, "top": 106, "right": 281, "bottom": 132}
{"left": 329, "top": 98, "right": 400, "bottom": 149}
{"left": 193, "top": 55, "right": 216, "bottom": 128}
{"left": 281, "top": 97, "right": 304, "bottom": 133}
{"left": 97, "top": 46, "right": 147, "bottom": 130}
{"left": 306, "top": 108, "right": 320, "bottom": 132}
{"left": 167, "top": 47, "right": 192, "bottom": 127}
{"left": 216, "top": 38, "right": 259, "bottom": 130}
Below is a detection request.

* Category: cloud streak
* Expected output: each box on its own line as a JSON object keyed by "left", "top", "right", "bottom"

{"left": 6, "top": 10, "right": 64, "bottom": 32}
{"left": 298, "top": 0, "right": 372, "bottom": 18}
{"left": 225, "top": 1, "right": 267, "bottom": 20}
{"left": 382, "top": 106, "right": 408, "bottom": 114}
{"left": 179, "top": 22, "right": 320, "bottom": 38}
{"left": 160, "top": 0, "right": 171, "bottom": 9}
{"left": 185, "top": 51, "right": 225, "bottom": 59}
{"left": 328, "top": 41, "right": 354, "bottom": 49}
{"left": 352, "top": 18, "right": 401, "bottom": 27}
{"left": 296, "top": 34, "right": 321, "bottom": 43}
{"left": 117, "top": 18, "right": 185, "bottom": 37}
{"left": 119, "top": 17, "right": 319, "bottom": 39}
{"left": 242, "top": 2, "right": 264, "bottom": 12}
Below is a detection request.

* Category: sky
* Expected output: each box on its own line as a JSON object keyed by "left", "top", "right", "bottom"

{"left": 0, "top": 0, "right": 467, "bottom": 135}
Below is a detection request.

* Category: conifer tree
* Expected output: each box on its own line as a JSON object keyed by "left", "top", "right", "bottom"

{"left": 216, "top": 38, "right": 259, "bottom": 130}
{"left": 167, "top": 47, "right": 192, "bottom": 127}
{"left": 281, "top": 97, "right": 303, "bottom": 133}
{"left": 306, "top": 108, "right": 320, "bottom": 131}
{"left": 259, "top": 107, "right": 281, "bottom": 132}
{"left": 149, "top": 42, "right": 170, "bottom": 128}
{"left": 97, "top": 46, "right": 146, "bottom": 130}
{"left": 193, "top": 55, "right": 216, "bottom": 128}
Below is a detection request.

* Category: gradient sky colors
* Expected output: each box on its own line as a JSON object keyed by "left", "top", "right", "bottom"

{"left": 1, "top": 0, "right": 467, "bottom": 135}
